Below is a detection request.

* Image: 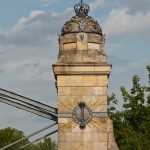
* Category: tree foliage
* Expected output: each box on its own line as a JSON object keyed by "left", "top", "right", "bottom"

{"left": 0, "top": 127, "right": 57, "bottom": 150}
{"left": 108, "top": 65, "right": 150, "bottom": 150}
{"left": 37, "top": 138, "right": 57, "bottom": 150}
{"left": 0, "top": 127, "right": 28, "bottom": 150}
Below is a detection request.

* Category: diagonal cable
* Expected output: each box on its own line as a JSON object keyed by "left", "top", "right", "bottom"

{"left": 0, "top": 123, "right": 57, "bottom": 150}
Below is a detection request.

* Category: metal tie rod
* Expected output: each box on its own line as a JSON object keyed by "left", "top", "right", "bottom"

{"left": 18, "top": 130, "right": 58, "bottom": 150}
{"left": 0, "top": 97, "right": 57, "bottom": 121}
{"left": 0, "top": 122, "right": 57, "bottom": 150}
{"left": 0, "top": 88, "right": 57, "bottom": 114}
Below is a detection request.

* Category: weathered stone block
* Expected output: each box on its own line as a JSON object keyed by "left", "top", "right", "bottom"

{"left": 83, "top": 54, "right": 96, "bottom": 63}
{"left": 94, "top": 87, "right": 102, "bottom": 95}
{"left": 99, "top": 133, "right": 108, "bottom": 142}
{"left": 72, "top": 142, "right": 83, "bottom": 150}
{"left": 92, "top": 118, "right": 108, "bottom": 133}
{"left": 97, "top": 75, "right": 108, "bottom": 86}
{"left": 58, "top": 123, "right": 73, "bottom": 133}
{"left": 88, "top": 43, "right": 100, "bottom": 50}
{"left": 82, "top": 142, "right": 94, "bottom": 150}
{"left": 93, "top": 142, "right": 107, "bottom": 150}
{"left": 67, "top": 96, "right": 82, "bottom": 104}
{"left": 82, "top": 75, "right": 108, "bottom": 86}
{"left": 92, "top": 124, "right": 108, "bottom": 133}
{"left": 58, "top": 142, "right": 72, "bottom": 150}
{"left": 94, "top": 104, "right": 107, "bottom": 112}
{"left": 88, "top": 49, "right": 100, "bottom": 54}
{"left": 109, "top": 133, "right": 116, "bottom": 142}
{"left": 58, "top": 101, "right": 72, "bottom": 112}
{"left": 83, "top": 133, "right": 99, "bottom": 142}
{"left": 67, "top": 54, "right": 82, "bottom": 63}
{"left": 77, "top": 42, "right": 88, "bottom": 51}
{"left": 99, "top": 142, "right": 107, "bottom": 150}
{"left": 59, "top": 133, "right": 72, "bottom": 142}
{"left": 58, "top": 96, "right": 79, "bottom": 112}
{"left": 108, "top": 118, "right": 115, "bottom": 133}
{"left": 68, "top": 75, "right": 83, "bottom": 86}
{"left": 57, "top": 76, "right": 68, "bottom": 86}
{"left": 82, "top": 96, "right": 107, "bottom": 105}
{"left": 58, "top": 87, "right": 71, "bottom": 95}
{"left": 57, "top": 75, "right": 83, "bottom": 86}
{"left": 72, "top": 123, "right": 93, "bottom": 133}
{"left": 72, "top": 133, "right": 83, "bottom": 142}
{"left": 94, "top": 142, "right": 99, "bottom": 150}
{"left": 62, "top": 33, "right": 77, "bottom": 43}
{"left": 64, "top": 43, "right": 76, "bottom": 51}
{"left": 58, "top": 118, "right": 69, "bottom": 123}
{"left": 53, "top": 65, "right": 96, "bottom": 72}
{"left": 94, "top": 87, "right": 107, "bottom": 96}
{"left": 71, "top": 87, "right": 93, "bottom": 96}
{"left": 96, "top": 54, "right": 107, "bottom": 63}
{"left": 57, "top": 55, "right": 67, "bottom": 63}
{"left": 58, "top": 95, "right": 68, "bottom": 101}
{"left": 102, "top": 87, "right": 108, "bottom": 96}
{"left": 94, "top": 66, "right": 111, "bottom": 72}
{"left": 88, "top": 33, "right": 101, "bottom": 43}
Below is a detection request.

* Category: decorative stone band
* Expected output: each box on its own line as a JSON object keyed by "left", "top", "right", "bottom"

{"left": 53, "top": 71, "right": 111, "bottom": 75}
{"left": 58, "top": 112, "right": 108, "bottom": 118}
{"left": 53, "top": 64, "right": 112, "bottom": 76}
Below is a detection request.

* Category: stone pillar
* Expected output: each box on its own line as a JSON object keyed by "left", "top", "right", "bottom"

{"left": 53, "top": 1, "right": 119, "bottom": 149}
{"left": 53, "top": 64, "right": 119, "bottom": 150}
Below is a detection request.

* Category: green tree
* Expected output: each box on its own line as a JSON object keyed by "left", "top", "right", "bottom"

{"left": 0, "top": 127, "right": 57, "bottom": 150}
{"left": 37, "top": 137, "right": 57, "bottom": 150}
{"left": 108, "top": 65, "right": 150, "bottom": 150}
{"left": 0, "top": 127, "right": 28, "bottom": 150}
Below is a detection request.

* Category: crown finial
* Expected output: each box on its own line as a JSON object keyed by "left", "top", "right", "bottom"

{"left": 74, "top": 0, "right": 90, "bottom": 17}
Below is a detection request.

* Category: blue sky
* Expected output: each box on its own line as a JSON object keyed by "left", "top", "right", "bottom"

{"left": 0, "top": 0, "right": 150, "bottom": 141}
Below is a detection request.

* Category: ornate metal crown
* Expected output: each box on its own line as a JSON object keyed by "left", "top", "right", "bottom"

{"left": 74, "top": 0, "right": 90, "bottom": 17}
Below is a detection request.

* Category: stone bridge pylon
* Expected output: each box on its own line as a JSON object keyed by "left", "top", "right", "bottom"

{"left": 53, "top": 0, "right": 119, "bottom": 149}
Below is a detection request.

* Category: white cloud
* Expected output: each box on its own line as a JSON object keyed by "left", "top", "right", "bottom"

{"left": 0, "top": 57, "right": 55, "bottom": 81}
{"left": 29, "top": 11, "right": 45, "bottom": 17}
{"left": 1, "top": 59, "right": 38, "bottom": 73}
{"left": 0, "top": 8, "right": 73, "bottom": 95}
{"left": 118, "top": 0, "right": 150, "bottom": 13}
{"left": 89, "top": 0, "right": 104, "bottom": 11}
{"left": 0, "top": 46, "right": 4, "bottom": 53}
{"left": 13, "top": 11, "right": 45, "bottom": 32}
{"left": 103, "top": 8, "right": 150, "bottom": 37}
{"left": 0, "top": 8, "right": 73, "bottom": 50}
{"left": 108, "top": 53, "right": 150, "bottom": 75}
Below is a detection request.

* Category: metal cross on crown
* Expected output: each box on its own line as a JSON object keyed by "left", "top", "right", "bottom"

{"left": 80, "top": 0, "right": 83, "bottom": 6}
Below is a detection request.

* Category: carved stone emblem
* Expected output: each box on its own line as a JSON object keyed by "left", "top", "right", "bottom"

{"left": 78, "top": 18, "right": 87, "bottom": 31}
{"left": 63, "top": 23, "right": 73, "bottom": 32}
{"left": 72, "top": 102, "right": 93, "bottom": 129}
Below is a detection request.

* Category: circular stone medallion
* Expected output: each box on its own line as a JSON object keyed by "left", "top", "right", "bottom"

{"left": 72, "top": 102, "right": 92, "bottom": 129}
